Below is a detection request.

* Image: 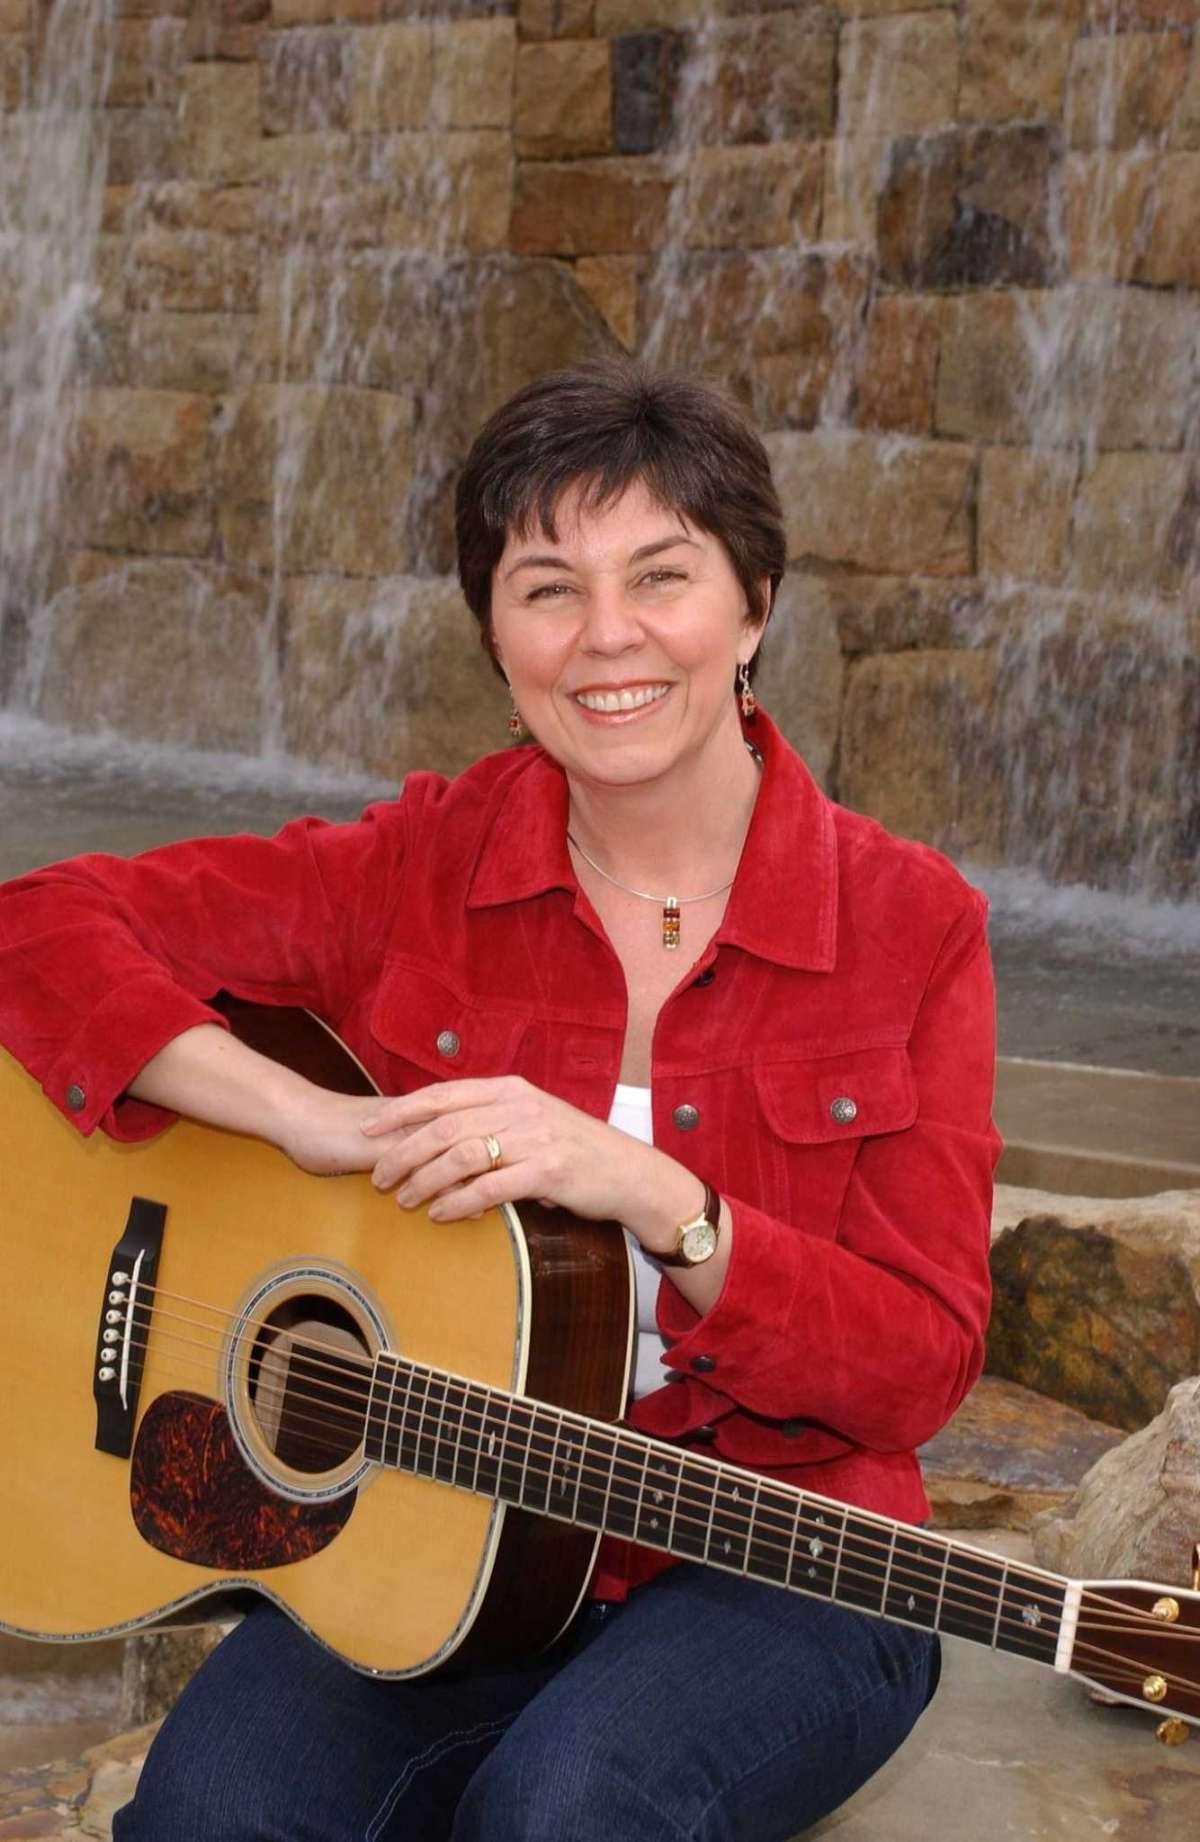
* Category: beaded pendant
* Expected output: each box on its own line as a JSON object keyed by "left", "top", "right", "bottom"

{"left": 662, "top": 896, "right": 681, "bottom": 949}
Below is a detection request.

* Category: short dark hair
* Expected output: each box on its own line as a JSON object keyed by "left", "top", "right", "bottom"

{"left": 454, "top": 358, "right": 787, "bottom": 681}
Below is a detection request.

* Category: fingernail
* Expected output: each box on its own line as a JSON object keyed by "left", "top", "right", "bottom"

{"left": 361, "top": 1116, "right": 380, "bottom": 1133}
{"left": 428, "top": 1202, "right": 447, "bottom": 1221}
{"left": 397, "top": 1186, "right": 415, "bottom": 1207}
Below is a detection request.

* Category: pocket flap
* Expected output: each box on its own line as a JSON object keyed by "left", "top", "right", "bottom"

{"left": 755, "top": 1044, "right": 917, "bottom": 1145}
{"left": 371, "top": 963, "right": 529, "bottom": 1079}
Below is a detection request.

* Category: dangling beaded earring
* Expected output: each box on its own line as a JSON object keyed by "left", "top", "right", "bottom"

{"left": 738, "top": 661, "right": 757, "bottom": 721}
{"left": 508, "top": 701, "right": 525, "bottom": 740}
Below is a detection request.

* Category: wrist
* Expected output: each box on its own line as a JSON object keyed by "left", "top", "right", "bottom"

{"left": 627, "top": 1153, "right": 708, "bottom": 1258}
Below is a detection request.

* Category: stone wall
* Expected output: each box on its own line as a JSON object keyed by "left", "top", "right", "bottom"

{"left": 0, "top": 0, "right": 1197, "bottom": 893}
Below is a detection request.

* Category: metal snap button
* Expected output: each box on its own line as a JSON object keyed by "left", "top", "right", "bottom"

{"left": 65, "top": 1082, "right": 86, "bottom": 1113}
{"left": 672, "top": 1103, "right": 700, "bottom": 1131}
{"left": 830, "top": 1095, "right": 858, "bottom": 1125}
{"left": 690, "top": 1354, "right": 717, "bottom": 1374}
{"left": 689, "top": 1423, "right": 717, "bottom": 1445}
{"left": 436, "top": 1030, "right": 461, "bottom": 1058}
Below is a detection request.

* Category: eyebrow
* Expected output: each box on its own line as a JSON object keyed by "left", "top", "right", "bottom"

{"left": 502, "top": 534, "right": 701, "bottom": 581}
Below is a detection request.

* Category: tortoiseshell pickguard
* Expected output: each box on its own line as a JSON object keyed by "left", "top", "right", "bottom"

{"left": 130, "top": 1391, "right": 354, "bottom": 1570}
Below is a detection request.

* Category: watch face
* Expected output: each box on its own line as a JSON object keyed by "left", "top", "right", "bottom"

{"left": 680, "top": 1219, "right": 717, "bottom": 1264}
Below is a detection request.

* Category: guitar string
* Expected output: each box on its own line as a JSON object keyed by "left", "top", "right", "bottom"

{"left": 110, "top": 1284, "right": 1197, "bottom": 1643}
{"left": 108, "top": 1310, "right": 1199, "bottom": 1671}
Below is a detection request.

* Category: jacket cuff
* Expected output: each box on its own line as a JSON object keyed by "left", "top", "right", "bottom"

{"left": 656, "top": 1196, "right": 800, "bottom": 1389}
{"left": 43, "top": 971, "right": 229, "bottom": 1140}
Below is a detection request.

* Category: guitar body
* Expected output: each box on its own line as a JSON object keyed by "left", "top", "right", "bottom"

{"left": 0, "top": 1009, "right": 634, "bottom": 1675}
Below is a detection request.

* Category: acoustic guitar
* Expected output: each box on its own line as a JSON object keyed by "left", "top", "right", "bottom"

{"left": 1, "top": 1003, "right": 1197, "bottom": 1743}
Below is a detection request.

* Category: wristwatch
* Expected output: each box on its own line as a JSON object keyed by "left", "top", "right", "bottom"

{"left": 666, "top": 1181, "right": 722, "bottom": 1266}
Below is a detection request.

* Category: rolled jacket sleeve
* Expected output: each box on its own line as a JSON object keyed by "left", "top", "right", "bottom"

{"left": 0, "top": 802, "right": 409, "bottom": 1139}
{"left": 654, "top": 896, "right": 999, "bottom": 1454}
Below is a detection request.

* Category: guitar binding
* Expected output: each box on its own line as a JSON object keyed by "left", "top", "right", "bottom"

{"left": 93, "top": 1195, "right": 167, "bottom": 1459}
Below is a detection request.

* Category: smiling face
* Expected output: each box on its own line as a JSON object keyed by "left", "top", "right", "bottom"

{"left": 490, "top": 476, "right": 765, "bottom": 796}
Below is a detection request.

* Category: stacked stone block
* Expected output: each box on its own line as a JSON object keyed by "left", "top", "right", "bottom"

{"left": 0, "top": 0, "right": 1195, "bottom": 890}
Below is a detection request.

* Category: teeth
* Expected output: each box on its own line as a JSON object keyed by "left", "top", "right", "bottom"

{"left": 576, "top": 684, "right": 668, "bottom": 714}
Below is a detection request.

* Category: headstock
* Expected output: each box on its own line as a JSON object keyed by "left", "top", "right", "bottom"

{"left": 1068, "top": 1548, "right": 1200, "bottom": 1741}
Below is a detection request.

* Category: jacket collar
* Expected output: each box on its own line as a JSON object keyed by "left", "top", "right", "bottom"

{"left": 467, "top": 710, "right": 838, "bottom": 972}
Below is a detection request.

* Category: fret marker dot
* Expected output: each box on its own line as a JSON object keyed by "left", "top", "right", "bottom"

{"left": 723, "top": 1540, "right": 731, "bottom": 1554}
{"left": 1022, "top": 1605, "right": 1042, "bottom": 1628}
{"left": 906, "top": 1594, "right": 916, "bottom": 1612}
{"left": 650, "top": 1517, "right": 659, "bottom": 1529}
{"left": 808, "top": 1538, "right": 824, "bottom": 1558}
{"left": 808, "top": 1566, "right": 817, "bottom": 1578}
{"left": 654, "top": 1490, "right": 664, "bottom": 1504}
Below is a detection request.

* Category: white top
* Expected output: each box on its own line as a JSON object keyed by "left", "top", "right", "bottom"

{"left": 607, "top": 1082, "right": 671, "bottom": 1401}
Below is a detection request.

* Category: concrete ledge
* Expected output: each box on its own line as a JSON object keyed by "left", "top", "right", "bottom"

{"left": 995, "top": 1057, "right": 1200, "bottom": 1199}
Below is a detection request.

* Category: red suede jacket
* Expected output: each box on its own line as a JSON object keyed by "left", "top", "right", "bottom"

{"left": 0, "top": 713, "right": 999, "bottom": 1600}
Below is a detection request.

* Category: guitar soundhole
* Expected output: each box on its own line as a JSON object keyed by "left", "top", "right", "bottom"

{"left": 246, "top": 1297, "right": 372, "bottom": 1475}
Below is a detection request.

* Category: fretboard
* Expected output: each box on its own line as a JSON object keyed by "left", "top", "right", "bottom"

{"left": 363, "top": 1353, "right": 1066, "bottom": 1666}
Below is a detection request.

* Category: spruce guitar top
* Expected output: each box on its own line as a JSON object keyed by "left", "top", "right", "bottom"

{"left": 1, "top": 1006, "right": 1198, "bottom": 1746}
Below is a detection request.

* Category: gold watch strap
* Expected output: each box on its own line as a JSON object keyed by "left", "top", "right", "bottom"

{"left": 662, "top": 1181, "right": 721, "bottom": 1265}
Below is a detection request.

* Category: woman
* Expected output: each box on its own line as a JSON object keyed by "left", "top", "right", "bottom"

{"left": 0, "top": 360, "right": 998, "bottom": 1840}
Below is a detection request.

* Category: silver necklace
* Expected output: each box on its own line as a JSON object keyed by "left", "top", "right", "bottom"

{"left": 566, "top": 832, "right": 735, "bottom": 950}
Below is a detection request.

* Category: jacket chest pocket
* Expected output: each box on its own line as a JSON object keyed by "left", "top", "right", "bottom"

{"left": 369, "top": 965, "right": 530, "bottom": 1088}
{"left": 751, "top": 1043, "right": 917, "bottom": 1231}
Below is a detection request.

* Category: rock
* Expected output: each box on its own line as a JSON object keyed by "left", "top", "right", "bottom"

{"left": 594, "top": 0, "right": 713, "bottom": 30}
{"left": 766, "top": 428, "right": 975, "bottom": 576}
{"left": 1031, "top": 1378, "right": 1200, "bottom": 1588}
{"left": 515, "top": 39, "right": 612, "bottom": 158}
{"left": 980, "top": 446, "right": 1077, "bottom": 583}
{"left": 991, "top": 1186, "right": 1200, "bottom": 1292}
{"left": 610, "top": 29, "right": 680, "bottom": 156}
{"left": 178, "top": 62, "right": 262, "bottom": 184}
{"left": 127, "top": 229, "right": 260, "bottom": 315}
{"left": 349, "top": 20, "right": 431, "bottom": 132}
{"left": 513, "top": 154, "right": 672, "bottom": 256}
{"left": 1061, "top": 148, "right": 1155, "bottom": 282}
{"left": 185, "top": 0, "right": 271, "bottom": 63}
{"left": 216, "top": 383, "right": 414, "bottom": 576}
{"left": 1069, "top": 451, "right": 1191, "bottom": 596}
{"left": 253, "top": 251, "right": 436, "bottom": 390}
{"left": 35, "top": 560, "right": 270, "bottom": 753}
{"left": 520, "top": 0, "right": 596, "bottom": 39}
{"left": 274, "top": 0, "right": 382, "bottom": 21}
{"left": 694, "top": 13, "right": 836, "bottom": 146}
{"left": 371, "top": 130, "right": 514, "bottom": 254}
{"left": 261, "top": 25, "right": 353, "bottom": 137}
{"left": 1135, "top": 151, "right": 1200, "bottom": 289}
{"left": 821, "top": 573, "right": 985, "bottom": 657}
{"left": 1065, "top": 28, "right": 1190, "bottom": 150}
{"left": 282, "top": 574, "right": 502, "bottom": 778}
{"left": 838, "top": 12, "right": 959, "bottom": 137}
{"left": 987, "top": 1215, "right": 1200, "bottom": 1431}
{"left": 95, "top": 311, "right": 256, "bottom": 394}
{"left": 935, "top": 287, "right": 1196, "bottom": 450}
{"left": 103, "top": 19, "right": 186, "bottom": 110}
{"left": 675, "top": 142, "right": 823, "bottom": 251}
{"left": 959, "top": 0, "right": 1080, "bottom": 125}
{"left": 920, "top": 1376, "right": 1125, "bottom": 1530}
{"left": 837, "top": 648, "right": 1003, "bottom": 860}
{"left": 879, "top": 125, "right": 1063, "bottom": 290}
{"left": 64, "top": 388, "right": 214, "bottom": 557}
{"left": 120, "top": 1628, "right": 225, "bottom": 1727}
{"left": 645, "top": 249, "right": 871, "bottom": 433}
{"left": 101, "top": 109, "right": 180, "bottom": 186}
{"left": 851, "top": 295, "right": 939, "bottom": 436}
{"left": 574, "top": 254, "right": 637, "bottom": 348}
{"left": 431, "top": 20, "right": 515, "bottom": 131}
{"left": 754, "top": 574, "right": 844, "bottom": 793}
{"left": 821, "top": 133, "right": 889, "bottom": 246}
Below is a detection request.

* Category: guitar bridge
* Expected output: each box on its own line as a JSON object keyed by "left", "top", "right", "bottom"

{"left": 93, "top": 1196, "right": 167, "bottom": 1458}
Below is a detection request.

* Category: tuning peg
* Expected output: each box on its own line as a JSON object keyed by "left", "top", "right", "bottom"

{"left": 1156, "top": 1719, "right": 1189, "bottom": 1747}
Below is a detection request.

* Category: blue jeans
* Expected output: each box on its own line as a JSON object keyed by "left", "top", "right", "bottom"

{"left": 113, "top": 1565, "right": 940, "bottom": 1841}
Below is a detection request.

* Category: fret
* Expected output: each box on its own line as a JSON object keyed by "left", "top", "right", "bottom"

{"left": 397, "top": 1365, "right": 432, "bottom": 1476}
{"left": 495, "top": 1396, "right": 532, "bottom": 1505}
{"left": 740, "top": 1479, "right": 762, "bottom": 1575}
{"left": 363, "top": 1353, "right": 391, "bottom": 1466}
{"left": 991, "top": 1560, "right": 1010, "bottom": 1649}
{"left": 470, "top": 1391, "right": 505, "bottom": 1499}
{"left": 789, "top": 1503, "right": 843, "bottom": 1602}
{"left": 708, "top": 1472, "right": 754, "bottom": 1571}
{"left": 522, "top": 1403, "right": 562, "bottom": 1513}
{"left": 743, "top": 1480, "right": 794, "bottom": 1588}
{"left": 574, "top": 1424, "right": 618, "bottom": 1532}
{"left": 832, "top": 1514, "right": 891, "bottom": 1613}
{"left": 544, "top": 1416, "right": 586, "bottom": 1522}
{"left": 993, "top": 1567, "right": 1064, "bottom": 1667}
{"left": 673, "top": 1456, "right": 720, "bottom": 1562}
{"left": 882, "top": 1528, "right": 951, "bottom": 1632}
{"left": 538, "top": 1410, "right": 565, "bottom": 1516}
{"left": 448, "top": 1373, "right": 469, "bottom": 1488}
{"left": 938, "top": 1547, "right": 1010, "bottom": 1649}
{"left": 450, "top": 1380, "right": 483, "bottom": 1492}
{"left": 424, "top": 1371, "right": 456, "bottom": 1485}
{"left": 604, "top": 1435, "right": 646, "bottom": 1540}
{"left": 640, "top": 1446, "right": 682, "bottom": 1550}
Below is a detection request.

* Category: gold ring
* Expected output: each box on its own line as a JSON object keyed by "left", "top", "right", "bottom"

{"left": 483, "top": 1133, "right": 503, "bottom": 1171}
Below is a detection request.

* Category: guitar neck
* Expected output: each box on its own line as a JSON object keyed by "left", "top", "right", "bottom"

{"left": 364, "top": 1351, "right": 1068, "bottom": 1668}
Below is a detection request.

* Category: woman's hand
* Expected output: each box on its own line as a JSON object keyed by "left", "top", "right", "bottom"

{"left": 358, "top": 1075, "right": 704, "bottom": 1258}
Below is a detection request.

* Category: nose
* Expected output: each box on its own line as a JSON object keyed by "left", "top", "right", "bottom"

{"left": 578, "top": 583, "right": 645, "bottom": 655}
